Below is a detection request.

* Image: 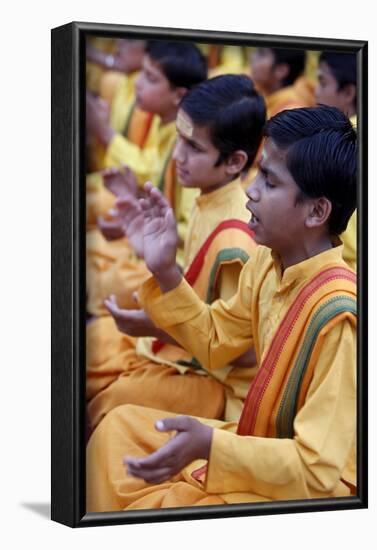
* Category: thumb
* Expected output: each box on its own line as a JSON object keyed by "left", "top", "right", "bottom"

{"left": 155, "top": 416, "right": 191, "bottom": 433}
{"left": 165, "top": 208, "right": 177, "bottom": 231}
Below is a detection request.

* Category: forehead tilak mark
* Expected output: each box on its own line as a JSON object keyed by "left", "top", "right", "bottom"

{"left": 176, "top": 111, "right": 194, "bottom": 138}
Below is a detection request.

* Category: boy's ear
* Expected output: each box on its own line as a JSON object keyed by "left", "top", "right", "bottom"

{"left": 305, "top": 197, "right": 332, "bottom": 229}
{"left": 341, "top": 83, "right": 357, "bottom": 109}
{"left": 225, "top": 150, "right": 248, "bottom": 175}
{"left": 172, "top": 87, "right": 188, "bottom": 106}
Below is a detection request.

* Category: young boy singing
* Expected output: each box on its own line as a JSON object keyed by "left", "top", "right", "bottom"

{"left": 87, "top": 105, "right": 357, "bottom": 511}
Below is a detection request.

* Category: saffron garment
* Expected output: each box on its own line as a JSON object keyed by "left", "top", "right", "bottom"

{"left": 86, "top": 180, "right": 257, "bottom": 428}
{"left": 85, "top": 242, "right": 356, "bottom": 512}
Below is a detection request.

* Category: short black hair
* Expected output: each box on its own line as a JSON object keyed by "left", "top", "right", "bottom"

{"left": 319, "top": 51, "right": 357, "bottom": 107}
{"left": 146, "top": 41, "right": 207, "bottom": 89}
{"left": 271, "top": 48, "right": 306, "bottom": 87}
{"left": 265, "top": 105, "right": 357, "bottom": 235}
{"left": 180, "top": 74, "right": 266, "bottom": 172}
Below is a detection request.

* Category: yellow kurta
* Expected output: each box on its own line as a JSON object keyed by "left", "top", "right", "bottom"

{"left": 86, "top": 181, "right": 256, "bottom": 428}
{"left": 85, "top": 242, "right": 356, "bottom": 512}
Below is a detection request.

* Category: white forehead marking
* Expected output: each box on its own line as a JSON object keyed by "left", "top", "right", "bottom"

{"left": 177, "top": 111, "right": 193, "bottom": 138}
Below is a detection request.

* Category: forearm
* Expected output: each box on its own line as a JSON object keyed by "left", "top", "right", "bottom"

{"left": 139, "top": 275, "right": 253, "bottom": 371}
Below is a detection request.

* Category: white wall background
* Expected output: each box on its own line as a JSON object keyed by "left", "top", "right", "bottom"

{"left": 1, "top": 0, "right": 374, "bottom": 547}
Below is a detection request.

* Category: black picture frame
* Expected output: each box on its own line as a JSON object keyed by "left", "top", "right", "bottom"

{"left": 51, "top": 21, "right": 368, "bottom": 528}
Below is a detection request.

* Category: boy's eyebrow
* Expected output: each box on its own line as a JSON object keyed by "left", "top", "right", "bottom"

{"left": 257, "top": 159, "right": 280, "bottom": 182}
{"left": 176, "top": 127, "right": 207, "bottom": 150}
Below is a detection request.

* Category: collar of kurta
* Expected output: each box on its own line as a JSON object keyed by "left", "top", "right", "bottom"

{"left": 270, "top": 237, "right": 344, "bottom": 292}
{"left": 194, "top": 178, "right": 242, "bottom": 209}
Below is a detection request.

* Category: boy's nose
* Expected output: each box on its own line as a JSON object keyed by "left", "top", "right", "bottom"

{"left": 172, "top": 139, "right": 185, "bottom": 163}
{"left": 135, "top": 74, "right": 143, "bottom": 92}
{"left": 245, "top": 175, "right": 261, "bottom": 201}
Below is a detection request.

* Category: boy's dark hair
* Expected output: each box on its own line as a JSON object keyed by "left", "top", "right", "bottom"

{"left": 319, "top": 51, "right": 357, "bottom": 108}
{"left": 146, "top": 41, "right": 207, "bottom": 89}
{"left": 180, "top": 74, "right": 266, "bottom": 172}
{"left": 265, "top": 105, "right": 357, "bottom": 235}
{"left": 271, "top": 48, "right": 306, "bottom": 87}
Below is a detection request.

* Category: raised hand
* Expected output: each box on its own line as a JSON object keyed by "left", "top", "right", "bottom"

{"left": 124, "top": 416, "right": 213, "bottom": 484}
{"left": 104, "top": 294, "right": 158, "bottom": 337}
{"left": 102, "top": 165, "right": 138, "bottom": 199}
{"left": 139, "top": 183, "right": 181, "bottom": 291}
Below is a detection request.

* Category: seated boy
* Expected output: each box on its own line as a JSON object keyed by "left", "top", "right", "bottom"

{"left": 86, "top": 42, "right": 206, "bottom": 315}
{"left": 251, "top": 47, "right": 315, "bottom": 118}
{"left": 86, "top": 74, "right": 266, "bottom": 430}
{"left": 87, "top": 105, "right": 357, "bottom": 511}
{"left": 316, "top": 51, "right": 357, "bottom": 269}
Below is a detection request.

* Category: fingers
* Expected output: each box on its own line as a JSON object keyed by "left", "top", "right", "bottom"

{"left": 125, "top": 461, "right": 173, "bottom": 484}
{"left": 139, "top": 185, "right": 172, "bottom": 224}
{"left": 123, "top": 437, "right": 179, "bottom": 471}
{"left": 104, "top": 296, "right": 141, "bottom": 324}
{"left": 104, "top": 294, "right": 120, "bottom": 317}
{"left": 155, "top": 416, "right": 193, "bottom": 433}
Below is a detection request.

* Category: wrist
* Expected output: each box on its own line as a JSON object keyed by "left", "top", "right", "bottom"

{"left": 153, "top": 264, "right": 182, "bottom": 294}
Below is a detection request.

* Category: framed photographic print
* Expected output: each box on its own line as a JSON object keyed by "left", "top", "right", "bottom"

{"left": 51, "top": 21, "right": 368, "bottom": 528}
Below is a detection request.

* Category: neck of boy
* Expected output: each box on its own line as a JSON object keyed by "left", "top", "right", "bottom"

{"left": 160, "top": 108, "right": 179, "bottom": 126}
{"left": 200, "top": 176, "right": 236, "bottom": 195}
{"left": 280, "top": 234, "right": 334, "bottom": 271}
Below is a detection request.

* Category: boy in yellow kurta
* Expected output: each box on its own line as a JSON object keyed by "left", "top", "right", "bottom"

{"left": 86, "top": 42, "right": 207, "bottom": 316}
{"left": 86, "top": 105, "right": 357, "bottom": 511}
{"left": 86, "top": 75, "right": 266, "bottom": 430}
{"left": 315, "top": 51, "right": 357, "bottom": 270}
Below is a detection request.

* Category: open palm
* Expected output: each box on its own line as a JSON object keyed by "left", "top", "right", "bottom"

{"left": 140, "top": 183, "right": 178, "bottom": 274}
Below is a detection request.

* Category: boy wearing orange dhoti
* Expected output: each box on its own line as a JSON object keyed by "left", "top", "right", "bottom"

{"left": 87, "top": 105, "right": 357, "bottom": 511}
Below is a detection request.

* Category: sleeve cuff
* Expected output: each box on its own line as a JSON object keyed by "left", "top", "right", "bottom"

{"left": 139, "top": 276, "right": 205, "bottom": 328}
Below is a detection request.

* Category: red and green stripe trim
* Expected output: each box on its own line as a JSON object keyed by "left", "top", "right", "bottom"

{"left": 151, "top": 220, "right": 254, "bottom": 354}
{"left": 185, "top": 220, "right": 254, "bottom": 286}
{"left": 237, "top": 266, "right": 356, "bottom": 436}
{"left": 276, "top": 294, "right": 356, "bottom": 438}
